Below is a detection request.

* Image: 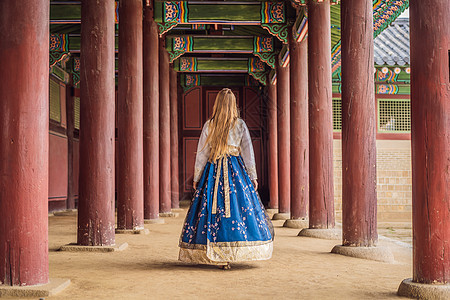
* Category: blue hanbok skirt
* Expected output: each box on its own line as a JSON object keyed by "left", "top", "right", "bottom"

{"left": 179, "top": 154, "right": 274, "bottom": 264}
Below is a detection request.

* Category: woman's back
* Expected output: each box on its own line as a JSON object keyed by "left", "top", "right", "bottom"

{"left": 194, "top": 118, "right": 257, "bottom": 182}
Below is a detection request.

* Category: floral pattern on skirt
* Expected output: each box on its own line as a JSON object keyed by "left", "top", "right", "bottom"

{"left": 179, "top": 155, "right": 274, "bottom": 264}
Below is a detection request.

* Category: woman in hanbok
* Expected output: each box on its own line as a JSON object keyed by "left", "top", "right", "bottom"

{"left": 178, "top": 88, "right": 274, "bottom": 269}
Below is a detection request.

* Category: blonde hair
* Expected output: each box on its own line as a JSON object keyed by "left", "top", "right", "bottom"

{"left": 205, "top": 88, "right": 239, "bottom": 162}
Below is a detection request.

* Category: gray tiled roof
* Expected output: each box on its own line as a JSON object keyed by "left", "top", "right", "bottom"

{"left": 374, "top": 18, "right": 410, "bottom": 66}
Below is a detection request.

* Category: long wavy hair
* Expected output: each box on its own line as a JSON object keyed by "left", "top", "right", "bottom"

{"left": 205, "top": 88, "right": 239, "bottom": 162}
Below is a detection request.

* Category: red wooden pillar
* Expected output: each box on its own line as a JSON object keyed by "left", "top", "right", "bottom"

{"left": 307, "top": 0, "right": 334, "bottom": 229}
{"left": 340, "top": 0, "right": 377, "bottom": 246}
{"left": 143, "top": 4, "right": 161, "bottom": 221}
{"left": 159, "top": 42, "right": 172, "bottom": 214}
{"left": 409, "top": 0, "right": 449, "bottom": 285}
{"left": 0, "top": 0, "right": 49, "bottom": 286}
{"left": 267, "top": 81, "right": 279, "bottom": 210}
{"left": 170, "top": 67, "right": 180, "bottom": 209}
{"left": 77, "top": 0, "right": 116, "bottom": 246}
{"left": 117, "top": 0, "right": 144, "bottom": 231}
{"left": 66, "top": 80, "right": 76, "bottom": 210}
{"left": 289, "top": 33, "right": 309, "bottom": 221}
{"left": 274, "top": 59, "right": 290, "bottom": 219}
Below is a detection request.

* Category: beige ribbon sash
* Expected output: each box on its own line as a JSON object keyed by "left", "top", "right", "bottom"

{"left": 212, "top": 156, "right": 231, "bottom": 218}
{"left": 211, "top": 146, "right": 240, "bottom": 218}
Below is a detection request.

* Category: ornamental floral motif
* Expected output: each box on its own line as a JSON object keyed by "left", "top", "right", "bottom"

{"left": 185, "top": 74, "right": 200, "bottom": 86}
{"left": 180, "top": 57, "right": 197, "bottom": 72}
{"left": 377, "top": 69, "right": 398, "bottom": 82}
{"left": 261, "top": 2, "right": 285, "bottom": 24}
{"left": 253, "top": 52, "right": 276, "bottom": 69}
{"left": 165, "top": 1, "right": 188, "bottom": 23}
{"left": 269, "top": 2, "right": 284, "bottom": 23}
{"left": 254, "top": 37, "right": 273, "bottom": 53}
{"left": 173, "top": 36, "right": 193, "bottom": 52}
{"left": 74, "top": 57, "right": 80, "bottom": 72}
{"left": 173, "top": 37, "right": 187, "bottom": 51}
{"left": 260, "top": 24, "right": 289, "bottom": 44}
{"left": 378, "top": 84, "right": 399, "bottom": 94}
{"left": 50, "top": 34, "right": 68, "bottom": 52}
{"left": 249, "top": 57, "right": 265, "bottom": 72}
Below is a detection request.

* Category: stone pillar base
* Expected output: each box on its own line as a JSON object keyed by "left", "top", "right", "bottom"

{"left": 179, "top": 200, "right": 191, "bottom": 208}
{"left": 265, "top": 208, "right": 279, "bottom": 214}
{"left": 272, "top": 212, "right": 290, "bottom": 220}
{"left": 0, "top": 278, "right": 70, "bottom": 297}
{"left": 59, "top": 242, "right": 128, "bottom": 252}
{"left": 398, "top": 278, "right": 450, "bottom": 299}
{"left": 115, "top": 228, "right": 150, "bottom": 235}
{"left": 298, "top": 228, "right": 341, "bottom": 240}
{"left": 171, "top": 208, "right": 185, "bottom": 212}
{"left": 331, "top": 245, "right": 394, "bottom": 263}
{"left": 144, "top": 218, "right": 165, "bottom": 224}
{"left": 160, "top": 212, "right": 179, "bottom": 218}
{"left": 283, "top": 219, "right": 308, "bottom": 229}
{"left": 53, "top": 209, "right": 78, "bottom": 216}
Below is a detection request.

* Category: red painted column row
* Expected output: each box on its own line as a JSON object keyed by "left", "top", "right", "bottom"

{"left": 275, "top": 59, "right": 291, "bottom": 218}
{"left": 267, "top": 81, "right": 279, "bottom": 210}
{"left": 289, "top": 32, "right": 309, "bottom": 221}
{"left": 117, "top": 0, "right": 144, "bottom": 231}
{"left": 77, "top": 0, "right": 116, "bottom": 246}
{"left": 159, "top": 43, "right": 172, "bottom": 214}
{"left": 307, "top": 0, "right": 335, "bottom": 229}
{"left": 409, "top": 0, "right": 449, "bottom": 284}
{"left": 170, "top": 67, "right": 180, "bottom": 209}
{"left": 340, "top": 0, "right": 377, "bottom": 246}
{"left": 143, "top": 4, "right": 161, "bottom": 221}
{"left": 0, "top": 0, "right": 50, "bottom": 286}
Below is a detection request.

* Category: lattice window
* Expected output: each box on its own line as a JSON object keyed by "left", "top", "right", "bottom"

{"left": 332, "top": 98, "right": 342, "bottom": 131}
{"left": 74, "top": 97, "right": 80, "bottom": 130}
{"left": 49, "top": 79, "right": 61, "bottom": 122}
{"left": 378, "top": 99, "right": 411, "bottom": 133}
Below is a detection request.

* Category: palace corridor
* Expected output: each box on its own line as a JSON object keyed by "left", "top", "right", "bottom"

{"left": 28, "top": 207, "right": 413, "bottom": 299}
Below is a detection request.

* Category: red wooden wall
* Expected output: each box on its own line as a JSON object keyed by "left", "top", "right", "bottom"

{"left": 180, "top": 86, "right": 269, "bottom": 204}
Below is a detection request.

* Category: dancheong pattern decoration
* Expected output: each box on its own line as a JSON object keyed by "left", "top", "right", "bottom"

{"left": 158, "top": 1, "right": 188, "bottom": 36}
{"left": 173, "top": 36, "right": 193, "bottom": 52}
{"left": 278, "top": 45, "right": 290, "bottom": 68}
{"left": 261, "top": 24, "right": 289, "bottom": 44}
{"left": 49, "top": 34, "right": 70, "bottom": 69}
{"left": 253, "top": 37, "right": 273, "bottom": 53}
{"left": 331, "top": 43, "right": 341, "bottom": 75}
{"left": 248, "top": 57, "right": 266, "bottom": 73}
{"left": 377, "top": 68, "right": 398, "bottom": 82}
{"left": 377, "top": 84, "right": 399, "bottom": 94}
{"left": 253, "top": 36, "right": 276, "bottom": 69}
{"left": 169, "top": 36, "right": 193, "bottom": 62}
{"left": 293, "top": 10, "right": 308, "bottom": 43}
{"left": 248, "top": 70, "right": 267, "bottom": 86}
{"left": 261, "top": 2, "right": 285, "bottom": 24}
{"left": 331, "top": 0, "right": 409, "bottom": 76}
{"left": 191, "top": 24, "right": 206, "bottom": 30}
{"left": 165, "top": 1, "right": 188, "bottom": 23}
{"left": 72, "top": 57, "right": 81, "bottom": 87}
{"left": 50, "top": 34, "right": 69, "bottom": 52}
{"left": 290, "top": 0, "right": 340, "bottom": 5}
{"left": 185, "top": 74, "right": 200, "bottom": 87}
{"left": 260, "top": 1, "right": 288, "bottom": 44}
{"left": 253, "top": 52, "right": 277, "bottom": 69}
{"left": 180, "top": 57, "right": 197, "bottom": 72}
{"left": 248, "top": 57, "right": 267, "bottom": 85}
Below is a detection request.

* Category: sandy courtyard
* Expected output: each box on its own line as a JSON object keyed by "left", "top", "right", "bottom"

{"left": 10, "top": 207, "right": 414, "bottom": 299}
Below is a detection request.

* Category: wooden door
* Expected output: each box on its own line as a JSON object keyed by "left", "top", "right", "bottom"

{"left": 180, "top": 86, "right": 269, "bottom": 204}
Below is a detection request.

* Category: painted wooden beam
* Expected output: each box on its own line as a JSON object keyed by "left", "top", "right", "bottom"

{"left": 166, "top": 35, "right": 276, "bottom": 68}
{"left": 179, "top": 74, "right": 260, "bottom": 90}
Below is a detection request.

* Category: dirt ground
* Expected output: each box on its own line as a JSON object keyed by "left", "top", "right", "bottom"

{"left": 14, "top": 207, "right": 414, "bottom": 299}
